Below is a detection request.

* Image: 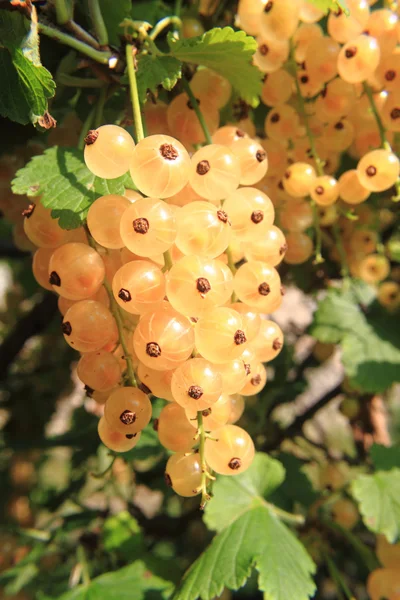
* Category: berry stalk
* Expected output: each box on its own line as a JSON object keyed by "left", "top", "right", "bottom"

{"left": 38, "top": 23, "right": 112, "bottom": 64}
{"left": 125, "top": 44, "right": 145, "bottom": 142}
{"left": 197, "top": 410, "right": 212, "bottom": 509}
{"left": 88, "top": 0, "right": 109, "bottom": 47}
{"left": 323, "top": 551, "right": 355, "bottom": 600}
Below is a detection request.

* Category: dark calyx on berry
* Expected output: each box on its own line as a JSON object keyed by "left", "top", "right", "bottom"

{"left": 272, "top": 338, "right": 282, "bottom": 350}
{"left": 236, "top": 129, "right": 245, "bottom": 138}
{"left": 244, "top": 363, "right": 251, "bottom": 375}
{"left": 280, "top": 243, "right": 288, "bottom": 255}
{"left": 62, "top": 321, "right": 72, "bottom": 336}
{"left": 139, "top": 382, "right": 152, "bottom": 395}
{"left": 390, "top": 108, "right": 400, "bottom": 120}
{"left": 366, "top": 165, "right": 377, "bottom": 177}
{"left": 120, "top": 409, "right": 136, "bottom": 425}
{"left": 270, "top": 113, "right": 280, "bottom": 123}
{"left": 118, "top": 288, "right": 131, "bottom": 302}
{"left": 251, "top": 210, "right": 264, "bottom": 224}
{"left": 335, "top": 121, "right": 344, "bottom": 130}
{"left": 153, "top": 418, "right": 159, "bottom": 431}
{"left": 126, "top": 433, "right": 137, "bottom": 439}
{"left": 196, "top": 160, "right": 210, "bottom": 175}
{"left": 228, "top": 457, "right": 242, "bottom": 470}
{"left": 146, "top": 342, "right": 161, "bottom": 357}
{"left": 264, "top": 0, "right": 273, "bottom": 12}
{"left": 234, "top": 330, "right": 247, "bottom": 345}
{"left": 385, "top": 70, "right": 396, "bottom": 81}
{"left": 196, "top": 277, "right": 211, "bottom": 295}
{"left": 280, "top": 285, "right": 286, "bottom": 296}
{"left": 251, "top": 374, "right": 262, "bottom": 386}
{"left": 202, "top": 408, "right": 212, "bottom": 417}
{"left": 133, "top": 217, "right": 149, "bottom": 234}
{"left": 84, "top": 129, "right": 99, "bottom": 145}
{"left": 49, "top": 271, "right": 61, "bottom": 286}
{"left": 188, "top": 385, "right": 203, "bottom": 400}
{"left": 22, "top": 203, "right": 36, "bottom": 218}
{"left": 84, "top": 385, "right": 94, "bottom": 397}
{"left": 217, "top": 210, "right": 229, "bottom": 224}
{"left": 164, "top": 473, "right": 173, "bottom": 487}
{"left": 259, "top": 44, "right": 269, "bottom": 56}
{"left": 258, "top": 282, "right": 270, "bottom": 296}
{"left": 300, "top": 75, "right": 309, "bottom": 84}
{"left": 345, "top": 46, "right": 357, "bottom": 59}
{"left": 256, "top": 150, "right": 266, "bottom": 163}
{"left": 315, "top": 185, "right": 324, "bottom": 195}
{"left": 160, "top": 143, "right": 179, "bottom": 160}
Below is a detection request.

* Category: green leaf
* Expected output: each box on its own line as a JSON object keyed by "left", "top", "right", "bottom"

{"left": 351, "top": 469, "right": 400, "bottom": 543}
{"left": 11, "top": 147, "right": 132, "bottom": 229}
{"left": 204, "top": 453, "right": 285, "bottom": 533}
{"left": 131, "top": 0, "right": 170, "bottom": 25}
{"left": 310, "top": 284, "right": 400, "bottom": 393}
{"left": 174, "top": 453, "right": 315, "bottom": 600}
{"left": 102, "top": 511, "right": 145, "bottom": 560}
{"left": 271, "top": 453, "right": 318, "bottom": 509}
{"left": 0, "top": 11, "right": 55, "bottom": 125}
{"left": 305, "top": 0, "right": 349, "bottom": 13}
{"left": 136, "top": 53, "right": 182, "bottom": 103}
{"left": 168, "top": 27, "right": 262, "bottom": 107}
{"left": 370, "top": 445, "right": 400, "bottom": 471}
{"left": 58, "top": 560, "right": 173, "bottom": 600}
{"left": 98, "top": 0, "right": 132, "bottom": 45}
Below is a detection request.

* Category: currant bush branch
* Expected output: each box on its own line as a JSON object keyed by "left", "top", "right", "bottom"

{"left": 88, "top": 0, "right": 109, "bottom": 47}
{"left": 38, "top": 23, "right": 113, "bottom": 65}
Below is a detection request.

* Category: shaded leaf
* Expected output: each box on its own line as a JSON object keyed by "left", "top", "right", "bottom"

{"left": 306, "top": 0, "right": 349, "bottom": 13}
{"left": 351, "top": 469, "right": 400, "bottom": 543}
{"left": 98, "top": 0, "right": 132, "bottom": 45}
{"left": 136, "top": 53, "right": 182, "bottom": 103}
{"left": 310, "top": 284, "right": 400, "bottom": 392}
{"left": 370, "top": 444, "right": 400, "bottom": 471}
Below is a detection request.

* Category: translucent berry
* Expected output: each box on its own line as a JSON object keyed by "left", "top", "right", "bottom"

{"left": 214, "top": 359, "right": 248, "bottom": 395}
{"left": 212, "top": 125, "right": 248, "bottom": 146}
{"left": 195, "top": 307, "right": 249, "bottom": 364}
{"left": 62, "top": 300, "right": 115, "bottom": 353}
{"left": 244, "top": 225, "right": 287, "bottom": 266}
{"left": 189, "top": 145, "right": 241, "bottom": 202}
{"left": 240, "top": 360, "right": 267, "bottom": 396}
{"left": 104, "top": 387, "right": 152, "bottom": 434}
{"left": 338, "top": 35, "right": 380, "bottom": 83}
{"left": 32, "top": 247, "right": 54, "bottom": 291}
{"left": 310, "top": 175, "right": 339, "bottom": 206}
{"left": 204, "top": 424, "right": 255, "bottom": 476}
{"left": 98, "top": 416, "right": 141, "bottom": 452}
{"left": 24, "top": 202, "right": 72, "bottom": 248}
{"left": 230, "top": 139, "right": 268, "bottom": 186}
{"left": 84, "top": 125, "right": 135, "bottom": 179}
{"left": 357, "top": 149, "right": 400, "bottom": 192}
{"left": 129, "top": 135, "right": 191, "bottom": 198}
{"left": 165, "top": 452, "right": 202, "bottom": 497}
{"left": 229, "top": 303, "right": 262, "bottom": 342}
{"left": 223, "top": 187, "right": 274, "bottom": 242}
{"left": 191, "top": 67, "right": 232, "bottom": 109}
{"left": 171, "top": 358, "right": 223, "bottom": 411}
{"left": 284, "top": 232, "right": 313, "bottom": 264}
{"left": 87, "top": 195, "right": 130, "bottom": 249}
{"left": 167, "top": 93, "right": 219, "bottom": 148}
{"left": 264, "top": 104, "right": 301, "bottom": 142}
{"left": 283, "top": 162, "right": 316, "bottom": 197}
{"left": 77, "top": 350, "right": 122, "bottom": 392}
{"left": 119, "top": 198, "right": 177, "bottom": 257}
{"left": 234, "top": 261, "right": 281, "bottom": 312}
{"left": 49, "top": 243, "right": 105, "bottom": 300}
{"left": 254, "top": 36, "right": 290, "bottom": 73}
{"left": 185, "top": 393, "right": 231, "bottom": 431}
{"left": 158, "top": 402, "right": 196, "bottom": 452}
{"left": 261, "top": 69, "right": 293, "bottom": 107}
{"left": 137, "top": 362, "right": 175, "bottom": 401}
{"left": 260, "top": 0, "right": 300, "bottom": 40}
{"left": 175, "top": 201, "right": 232, "bottom": 259}
{"left": 227, "top": 394, "right": 245, "bottom": 424}
{"left": 112, "top": 260, "right": 165, "bottom": 315}
{"left": 250, "top": 319, "right": 284, "bottom": 362}
{"left": 338, "top": 169, "right": 370, "bottom": 204}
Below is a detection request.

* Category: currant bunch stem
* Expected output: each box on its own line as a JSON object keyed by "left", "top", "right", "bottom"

{"left": 126, "top": 44, "right": 145, "bottom": 143}
{"left": 181, "top": 78, "right": 213, "bottom": 146}
{"left": 197, "top": 411, "right": 212, "bottom": 509}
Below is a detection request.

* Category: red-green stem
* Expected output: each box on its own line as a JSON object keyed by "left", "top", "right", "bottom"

{"left": 125, "top": 44, "right": 145, "bottom": 142}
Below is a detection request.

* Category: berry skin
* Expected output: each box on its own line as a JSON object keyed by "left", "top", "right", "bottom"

{"left": 165, "top": 452, "right": 202, "bottom": 497}
{"left": 234, "top": 261, "right": 282, "bottom": 313}
{"left": 376, "top": 535, "right": 400, "bottom": 569}
{"left": 212, "top": 125, "right": 248, "bottom": 146}
{"left": 175, "top": 201, "right": 232, "bottom": 259}
{"left": 260, "top": 0, "right": 300, "bottom": 40}
{"left": 214, "top": 359, "right": 248, "bottom": 395}
{"left": 310, "top": 176, "right": 339, "bottom": 206}
{"left": 112, "top": 260, "right": 166, "bottom": 315}
{"left": 182, "top": 17, "right": 205, "bottom": 38}
{"left": 185, "top": 393, "right": 231, "bottom": 431}
{"left": 166, "top": 256, "right": 233, "bottom": 318}
{"left": 250, "top": 319, "right": 284, "bottom": 362}
{"left": 283, "top": 162, "right": 316, "bottom": 198}
{"left": 331, "top": 498, "right": 359, "bottom": 530}
{"left": 367, "top": 568, "right": 400, "bottom": 600}
{"left": 137, "top": 362, "right": 175, "bottom": 401}
{"left": 133, "top": 305, "right": 195, "bottom": 371}
{"left": 158, "top": 402, "right": 196, "bottom": 452}
{"left": 254, "top": 36, "right": 290, "bottom": 73}
{"left": 195, "top": 307, "right": 249, "bottom": 364}
{"left": 104, "top": 387, "right": 152, "bottom": 434}
{"left": 223, "top": 187, "right": 274, "bottom": 242}
{"left": 265, "top": 104, "right": 300, "bottom": 141}
{"left": 357, "top": 149, "right": 400, "bottom": 192}
{"left": 315, "top": 78, "right": 356, "bottom": 124}
{"left": 204, "top": 424, "right": 255, "bottom": 476}
{"left": 227, "top": 394, "right": 245, "bottom": 424}
{"left": 377, "top": 282, "right": 400, "bottom": 311}
{"left": 77, "top": 350, "right": 122, "bottom": 392}
{"left": 171, "top": 358, "right": 223, "bottom": 411}
{"left": 129, "top": 135, "right": 191, "bottom": 198}
{"left": 191, "top": 68, "right": 232, "bottom": 109}
{"left": 293, "top": 22, "right": 323, "bottom": 62}
{"left": 338, "top": 169, "right": 370, "bottom": 205}
{"left": 62, "top": 300, "right": 116, "bottom": 353}
{"left": 381, "top": 92, "right": 400, "bottom": 133}
{"left": 284, "top": 232, "right": 313, "bottom": 265}
{"left": 305, "top": 36, "right": 340, "bottom": 83}
{"left": 189, "top": 144, "right": 241, "bottom": 202}
{"left": 240, "top": 360, "right": 267, "bottom": 396}
{"left": 84, "top": 125, "right": 135, "bottom": 179}
{"left": 24, "top": 202, "right": 73, "bottom": 249}
{"left": 87, "top": 195, "right": 130, "bottom": 249}
{"left": 49, "top": 243, "right": 105, "bottom": 300}
{"left": 167, "top": 93, "right": 219, "bottom": 148}
{"left": 261, "top": 69, "right": 293, "bottom": 106}
{"left": 327, "top": 0, "right": 369, "bottom": 43}
{"left": 230, "top": 138, "right": 268, "bottom": 186}
{"left": 229, "top": 303, "right": 262, "bottom": 343}
{"left": 119, "top": 198, "right": 177, "bottom": 257}
{"left": 244, "top": 225, "right": 287, "bottom": 266}
{"left": 143, "top": 101, "right": 170, "bottom": 137}
{"left": 359, "top": 254, "right": 390, "bottom": 284}
{"left": 337, "top": 35, "right": 381, "bottom": 83}
{"left": 98, "top": 416, "right": 141, "bottom": 452}
{"left": 32, "top": 247, "right": 54, "bottom": 291}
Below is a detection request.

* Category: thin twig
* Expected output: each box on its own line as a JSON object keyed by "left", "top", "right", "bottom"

{"left": 88, "top": 0, "right": 109, "bottom": 46}
{"left": 125, "top": 44, "right": 145, "bottom": 142}
{"left": 38, "top": 23, "right": 112, "bottom": 64}
{"left": 181, "top": 78, "right": 213, "bottom": 145}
